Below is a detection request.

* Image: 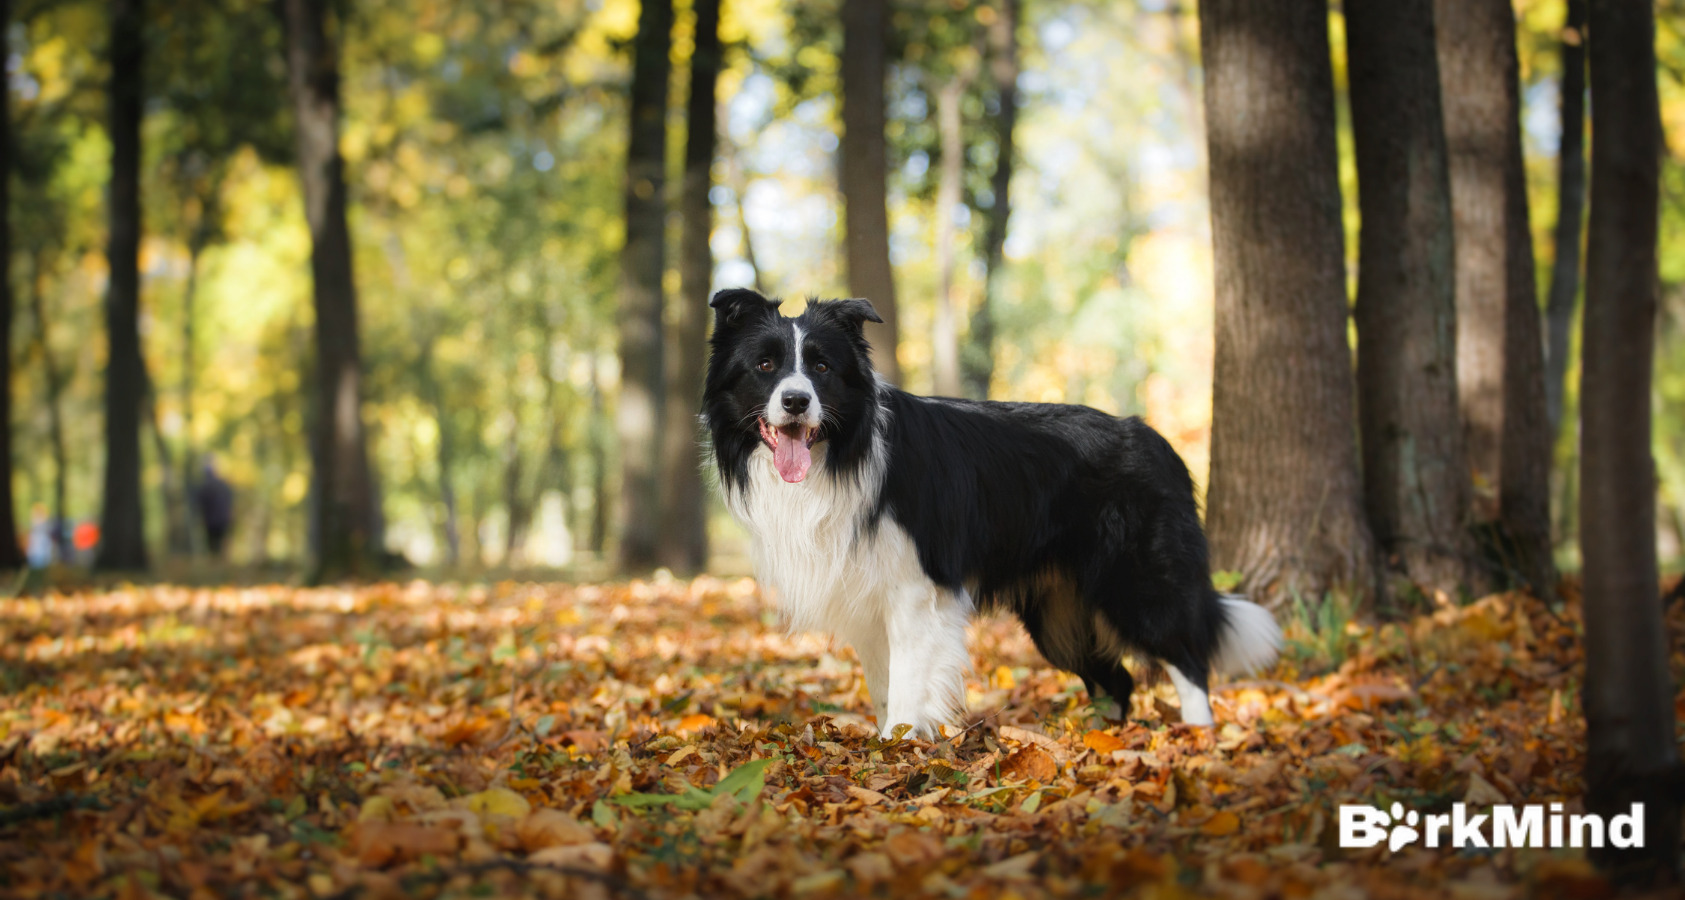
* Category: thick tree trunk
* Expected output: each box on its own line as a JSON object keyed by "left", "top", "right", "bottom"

{"left": 95, "top": 0, "right": 149, "bottom": 572}
{"left": 283, "top": 0, "right": 377, "bottom": 581}
{"left": 29, "top": 255, "right": 70, "bottom": 563}
{"left": 1580, "top": 0, "right": 1679, "bottom": 884}
{"left": 0, "top": 0, "right": 22, "bottom": 570}
{"left": 616, "top": 0, "right": 672, "bottom": 572}
{"left": 841, "top": 0, "right": 900, "bottom": 383}
{"left": 658, "top": 0, "right": 718, "bottom": 575}
{"left": 963, "top": 0, "right": 1018, "bottom": 402}
{"left": 932, "top": 63, "right": 976, "bottom": 399}
{"left": 1199, "top": 0, "right": 1376, "bottom": 605}
{"left": 1545, "top": 0, "right": 1588, "bottom": 436}
{"left": 1436, "top": 0, "right": 1556, "bottom": 596}
{"left": 1346, "top": 0, "right": 1474, "bottom": 597}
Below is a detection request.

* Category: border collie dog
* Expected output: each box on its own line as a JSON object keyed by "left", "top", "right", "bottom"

{"left": 703, "top": 289, "right": 1282, "bottom": 738}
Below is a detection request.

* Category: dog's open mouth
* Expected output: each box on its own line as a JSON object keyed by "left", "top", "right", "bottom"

{"left": 758, "top": 417, "right": 819, "bottom": 484}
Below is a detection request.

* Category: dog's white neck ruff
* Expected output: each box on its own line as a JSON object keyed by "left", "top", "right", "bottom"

{"left": 722, "top": 408, "right": 970, "bottom": 738}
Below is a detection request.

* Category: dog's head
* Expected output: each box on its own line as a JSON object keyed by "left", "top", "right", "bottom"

{"left": 703, "top": 289, "right": 883, "bottom": 488}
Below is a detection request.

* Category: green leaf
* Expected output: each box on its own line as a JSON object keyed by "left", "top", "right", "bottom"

{"left": 712, "top": 758, "right": 772, "bottom": 804}
{"left": 592, "top": 799, "right": 616, "bottom": 828}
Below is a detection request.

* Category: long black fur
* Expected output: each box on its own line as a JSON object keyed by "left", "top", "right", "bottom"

{"left": 703, "top": 290, "right": 1231, "bottom": 711}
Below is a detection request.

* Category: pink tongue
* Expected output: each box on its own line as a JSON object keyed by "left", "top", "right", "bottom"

{"left": 773, "top": 433, "right": 811, "bottom": 483}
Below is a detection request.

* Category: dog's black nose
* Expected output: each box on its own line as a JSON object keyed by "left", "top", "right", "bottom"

{"left": 781, "top": 392, "right": 810, "bottom": 414}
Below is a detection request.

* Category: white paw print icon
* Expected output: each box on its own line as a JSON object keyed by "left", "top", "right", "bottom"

{"left": 1387, "top": 802, "right": 1420, "bottom": 851}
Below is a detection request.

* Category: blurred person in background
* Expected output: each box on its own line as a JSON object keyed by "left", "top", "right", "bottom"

{"left": 194, "top": 458, "right": 235, "bottom": 558}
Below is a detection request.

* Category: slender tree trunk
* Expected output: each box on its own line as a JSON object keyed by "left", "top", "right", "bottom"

{"left": 658, "top": 0, "right": 718, "bottom": 575}
{"left": 590, "top": 360, "right": 609, "bottom": 559}
{"left": 95, "top": 0, "right": 149, "bottom": 572}
{"left": 0, "top": 0, "right": 22, "bottom": 570}
{"left": 932, "top": 63, "right": 976, "bottom": 399}
{"left": 502, "top": 425, "right": 526, "bottom": 567}
{"left": 616, "top": 0, "right": 673, "bottom": 572}
{"left": 143, "top": 372, "right": 190, "bottom": 557}
{"left": 1198, "top": 0, "right": 1376, "bottom": 605}
{"left": 841, "top": 0, "right": 901, "bottom": 383}
{"left": 180, "top": 213, "right": 212, "bottom": 557}
{"left": 1580, "top": 0, "right": 1679, "bottom": 884}
{"left": 724, "top": 147, "right": 767, "bottom": 295}
{"left": 1436, "top": 0, "right": 1556, "bottom": 595}
{"left": 1545, "top": 0, "right": 1588, "bottom": 436}
{"left": 417, "top": 340, "right": 460, "bottom": 568}
{"left": 1346, "top": 0, "right": 1474, "bottom": 597}
{"left": 964, "top": 0, "right": 1018, "bottom": 402}
{"left": 28, "top": 255, "right": 70, "bottom": 563}
{"left": 283, "top": 0, "right": 376, "bottom": 581}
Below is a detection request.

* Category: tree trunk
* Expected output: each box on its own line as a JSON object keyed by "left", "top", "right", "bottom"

{"left": 1436, "top": 0, "right": 1556, "bottom": 596}
{"left": 1199, "top": 0, "right": 1376, "bottom": 605}
{"left": 616, "top": 0, "right": 672, "bottom": 572}
{"left": 841, "top": 0, "right": 901, "bottom": 383}
{"left": 964, "top": 0, "right": 1018, "bottom": 402}
{"left": 1545, "top": 0, "right": 1588, "bottom": 436}
{"left": 724, "top": 146, "right": 767, "bottom": 295}
{"left": 1580, "top": 0, "right": 1679, "bottom": 884}
{"left": 28, "top": 254, "right": 70, "bottom": 563}
{"left": 0, "top": 0, "right": 22, "bottom": 570}
{"left": 180, "top": 212, "right": 212, "bottom": 557}
{"left": 143, "top": 372, "right": 191, "bottom": 557}
{"left": 283, "top": 0, "right": 377, "bottom": 581}
{"left": 95, "top": 0, "right": 149, "bottom": 572}
{"left": 932, "top": 64, "right": 976, "bottom": 399}
{"left": 658, "top": 0, "right": 718, "bottom": 575}
{"left": 590, "top": 361, "right": 609, "bottom": 560}
{"left": 1345, "top": 0, "right": 1474, "bottom": 598}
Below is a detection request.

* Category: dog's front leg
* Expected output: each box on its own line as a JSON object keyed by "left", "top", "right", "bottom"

{"left": 841, "top": 620, "right": 890, "bottom": 729}
{"left": 881, "top": 584, "right": 971, "bottom": 739}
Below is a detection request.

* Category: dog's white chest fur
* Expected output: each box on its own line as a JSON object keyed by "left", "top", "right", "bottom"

{"left": 723, "top": 445, "right": 971, "bottom": 737}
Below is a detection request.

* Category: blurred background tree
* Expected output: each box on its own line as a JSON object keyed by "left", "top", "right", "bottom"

{"left": 2, "top": 0, "right": 1682, "bottom": 609}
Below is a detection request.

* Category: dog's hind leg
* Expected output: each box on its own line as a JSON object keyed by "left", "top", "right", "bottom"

{"left": 1163, "top": 658, "right": 1213, "bottom": 726}
{"left": 1015, "top": 579, "right": 1136, "bottom": 714}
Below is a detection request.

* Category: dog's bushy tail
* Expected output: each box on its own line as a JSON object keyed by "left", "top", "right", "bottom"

{"left": 1211, "top": 594, "right": 1283, "bottom": 676}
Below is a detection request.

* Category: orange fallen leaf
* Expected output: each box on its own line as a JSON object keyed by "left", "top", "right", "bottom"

{"left": 1082, "top": 730, "right": 1127, "bottom": 754}
{"left": 355, "top": 822, "right": 461, "bottom": 868}
{"left": 1199, "top": 810, "right": 1240, "bottom": 836}
{"left": 677, "top": 713, "right": 716, "bottom": 732}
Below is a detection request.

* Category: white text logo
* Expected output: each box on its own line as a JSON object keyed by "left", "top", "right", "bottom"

{"left": 1338, "top": 802, "right": 1645, "bottom": 850}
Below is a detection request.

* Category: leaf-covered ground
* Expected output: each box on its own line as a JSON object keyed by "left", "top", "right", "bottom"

{"left": 1, "top": 575, "right": 1677, "bottom": 898}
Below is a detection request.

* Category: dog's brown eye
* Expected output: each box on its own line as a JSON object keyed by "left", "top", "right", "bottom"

{"left": 756, "top": 359, "right": 775, "bottom": 373}
{"left": 812, "top": 361, "right": 829, "bottom": 374}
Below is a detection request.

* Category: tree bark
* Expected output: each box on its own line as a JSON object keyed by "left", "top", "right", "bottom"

{"left": 963, "top": 0, "right": 1018, "bottom": 402}
{"left": 1436, "top": 0, "right": 1556, "bottom": 596}
{"left": 28, "top": 255, "right": 70, "bottom": 563}
{"left": 1580, "top": 0, "right": 1679, "bottom": 884}
{"left": 95, "top": 0, "right": 149, "bottom": 572}
{"left": 1346, "top": 0, "right": 1474, "bottom": 597}
{"left": 1545, "top": 0, "right": 1588, "bottom": 436}
{"left": 841, "top": 0, "right": 901, "bottom": 383}
{"left": 932, "top": 66, "right": 975, "bottom": 399}
{"left": 658, "top": 0, "right": 718, "bottom": 575}
{"left": 616, "top": 0, "right": 672, "bottom": 572}
{"left": 283, "top": 0, "right": 377, "bottom": 581}
{"left": 0, "top": 0, "right": 22, "bottom": 570}
{"left": 1199, "top": 0, "right": 1376, "bottom": 605}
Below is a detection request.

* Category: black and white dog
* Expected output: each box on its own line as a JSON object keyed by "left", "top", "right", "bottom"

{"left": 702, "top": 289, "right": 1281, "bottom": 737}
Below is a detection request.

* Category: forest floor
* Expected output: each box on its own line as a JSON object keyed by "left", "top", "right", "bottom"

{"left": 0, "top": 573, "right": 1679, "bottom": 899}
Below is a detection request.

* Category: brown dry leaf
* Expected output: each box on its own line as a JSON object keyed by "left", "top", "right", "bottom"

{"left": 998, "top": 746, "right": 1058, "bottom": 783}
{"left": 883, "top": 830, "right": 945, "bottom": 868}
{"left": 355, "top": 822, "right": 462, "bottom": 868}
{"left": 515, "top": 809, "right": 596, "bottom": 851}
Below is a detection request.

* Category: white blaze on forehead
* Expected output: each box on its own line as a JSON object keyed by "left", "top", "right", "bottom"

{"left": 767, "top": 323, "right": 819, "bottom": 427}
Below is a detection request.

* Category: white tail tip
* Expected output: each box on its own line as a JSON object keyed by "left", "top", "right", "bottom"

{"left": 1212, "top": 594, "right": 1283, "bottom": 676}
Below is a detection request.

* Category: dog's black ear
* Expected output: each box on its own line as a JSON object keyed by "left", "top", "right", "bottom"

{"left": 825, "top": 298, "right": 884, "bottom": 330}
{"left": 709, "top": 288, "right": 781, "bottom": 328}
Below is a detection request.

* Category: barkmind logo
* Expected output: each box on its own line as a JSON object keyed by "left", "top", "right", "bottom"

{"left": 1340, "top": 802, "right": 1646, "bottom": 851}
